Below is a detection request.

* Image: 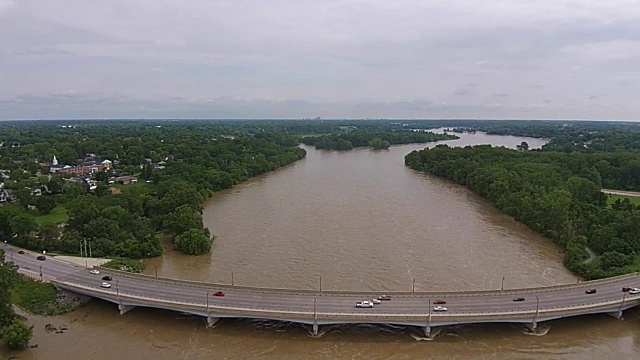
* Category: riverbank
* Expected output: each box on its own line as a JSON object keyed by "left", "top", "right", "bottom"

{"left": 10, "top": 274, "right": 91, "bottom": 316}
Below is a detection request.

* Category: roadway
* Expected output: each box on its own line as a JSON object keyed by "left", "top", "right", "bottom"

{"left": 3, "top": 243, "right": 640, "bottom": 335}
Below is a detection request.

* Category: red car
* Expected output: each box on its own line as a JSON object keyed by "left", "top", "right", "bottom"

{"left": 622, "top": 287, "right": 631, "bottom": 292}
{"left": 213, "top": 291, "right": 225, "bottom": 297}
{"left": 433, "top": 300, "right": 447, "bottom": 305}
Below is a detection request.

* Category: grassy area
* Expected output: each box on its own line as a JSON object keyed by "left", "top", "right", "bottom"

{"left": 33, "top": 205, "right": 68, "bottom": 226}
{"left": 606, "top": 194, "right": 640, "bottom": 207}
{"left": 102, "top": 258, "right": 145, "bottom": 273}
{"left": 9, "top": 275, "right": 80, "bottom": 316}
{"left": 110, "top": 182, "right": 153, "bottom": 195}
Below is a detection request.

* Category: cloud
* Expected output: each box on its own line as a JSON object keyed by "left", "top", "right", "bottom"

{"left": 1, "top": 0, "right": 639, "bottom": 120}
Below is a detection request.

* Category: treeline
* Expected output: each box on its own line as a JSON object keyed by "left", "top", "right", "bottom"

{"left": 0, "top": 122, "right": 305, "bottom": 257}
{"left": 301, "top": 131, "right": 457, "bottom": 150}
{"left": 1, "top": 249, "right": 33, "bottom": 350}
{"left": 405, "top": 145, "right": 640, "bottom": 279}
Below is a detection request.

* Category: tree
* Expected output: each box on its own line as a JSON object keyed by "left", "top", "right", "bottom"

{"left": 35, "top": 195, "right": 57, "bottom": 214}
{"left": 2, "top": 318, "right": 34, "bottom": 350}
{"left": 516, "top": 141, "right": 529, "bottom": 151}
{"left": 9, "top": 214, "right": 38, "bottom": 238}
{"left": 0, "top": 250, "right": 16, "bottom": 327}
{"left": 163, "top": 205, "right": 203, "bottom": 236}
{"left": 174, "top": 228, "right": 213, "bottom": 255}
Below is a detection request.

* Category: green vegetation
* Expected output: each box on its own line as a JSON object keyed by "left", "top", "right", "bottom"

{"left": 1, "top": 319, "right": 33, "bottom": 350}
{"left": 33, "top": 205, "right": 69, "bottom": 226}
{"left": 302, "top": 131, "right": 457, "bottom": 150}
{"left": 102, "top": 258, "right": 145, "bottom": 273}
{"left": 606, "top": 195, "right": 640, "bottom": 207}
{"left": 0, "top": 249, "right": 33, "bottom": 350}
{"left": 9, "top": 275, "right": 78, "bottom": 316}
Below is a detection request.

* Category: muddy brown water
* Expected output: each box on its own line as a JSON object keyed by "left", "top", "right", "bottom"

{"left": 4, "top": 130, "right": 640, "bottom": 359}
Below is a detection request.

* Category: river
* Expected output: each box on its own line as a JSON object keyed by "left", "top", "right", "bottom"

{"left": 3, "top": 130, "right": 639, "bottom": 359}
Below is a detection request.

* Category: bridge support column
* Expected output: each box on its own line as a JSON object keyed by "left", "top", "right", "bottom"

{"left": 525, "top": 321, "right": 538, "bottom": 332}
{"left": 607, "top": 310, "right": 623, "bottom": 320}
{"left": 422, "top": 326, "right": 431, "bottom": 337}
{"left": 118, "top": 304, "right": 135, "bottom": 315}
{"left": 313, "top": 323, "right": 319, "bottom": 336}
{"left": 206, "top": 316, "right": 220, "bottom": 328}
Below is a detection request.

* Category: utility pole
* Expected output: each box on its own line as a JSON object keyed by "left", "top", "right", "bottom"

{"left": 39, "top": 265, "right": 43, "bottom": 282}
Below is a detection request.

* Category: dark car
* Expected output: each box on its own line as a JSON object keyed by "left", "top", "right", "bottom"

{"left": 622, "top": 287, "right": 631, "bottom": 292}
{"left": 585, "top": 288, "right": 597, "bottom": 294}
{"left": 433, "top": 300, "right": 447, "bottom": 305}
{"left": 513, "top": 297, "right": 525, "bottom": 302}
{"left": 213, "top": 291, "right": 225, "bottom": 297}
{"left": 36, "top": 255, "right": 46, "bottom": 261}
{"left": 378, "top": 295, "right": 392, "bottom": 301}
{"left": 102, "top": 276, "right": 113, "bottom": 281}
{"left": 18, "top": 250, "right": 25, "bottom": 254}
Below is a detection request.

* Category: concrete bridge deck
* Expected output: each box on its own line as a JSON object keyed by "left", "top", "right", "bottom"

{"left": 3, "top": 244, "right": 640, "bottom": 336}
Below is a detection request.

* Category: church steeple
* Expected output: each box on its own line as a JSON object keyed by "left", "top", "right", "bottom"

{"left": 52, "top": 156, "right": 58, "bottom": 166}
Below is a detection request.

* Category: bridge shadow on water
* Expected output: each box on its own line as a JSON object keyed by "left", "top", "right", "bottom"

{"left": 84, "top": 298, "right": 640, "bottom": 344}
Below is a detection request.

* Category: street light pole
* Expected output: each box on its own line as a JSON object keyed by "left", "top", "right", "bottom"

{"left": 535, "top": 296, "right": 540, "bottom": 319}
{"left": 155, "top": 265, "right": 158, "bottom": 278}
{"left": 116, "top": 280, "right": 120, "bottom": 298}
{"left": 231, "top": 272, "right": 234, "bottom": 287}
{"left": 320, "top": 275, "right": 322, "bottom": 293}
{"left": 206, "top": 291, "right": 209, "bottom": 313}
{"left": 412, "top": 278, "right": 415, "bottom": 294}
{"left": 501, "top": 275, "right": 505, "bottom": 291}
{"left": 39, "top": 265, "right": 43, "bottom": 282}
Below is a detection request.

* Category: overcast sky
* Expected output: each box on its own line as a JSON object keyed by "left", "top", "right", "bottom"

{"left": 1, "top": 0, "right": 639, "bottom": 120}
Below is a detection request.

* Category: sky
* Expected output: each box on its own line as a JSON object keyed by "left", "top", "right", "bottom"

{"left": 1, "top": 0, "right": 639, "bottom": 120}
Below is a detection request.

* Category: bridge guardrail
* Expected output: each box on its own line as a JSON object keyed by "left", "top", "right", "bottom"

{"left": 96, "top": 267, "right": 640, "bottom": 298}
{"left": 52, "top": 278, "right": 640, "bottom": 325}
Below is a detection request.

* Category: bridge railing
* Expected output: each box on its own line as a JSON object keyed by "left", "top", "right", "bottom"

{"left": 52, "top": 278, "right": 640, "bottom": 324}
{"left": 95, "top": 266, "right": 640, "bottom": 297}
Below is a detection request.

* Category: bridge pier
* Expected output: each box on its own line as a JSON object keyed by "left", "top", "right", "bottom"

{"left": 422, "top": 325, "right": 431, "bottom": 337}
{"left": 313, "top": 323, "right": 319, "bottom": 336}
{"left": 607, "top": 310, "right": 623, "bottom": 320}
{"left": 206, "top": 316, "right": 220, "bottom": 328}
{"left": 525, "top": 321, "right": 538, "bottom": 332}
{"left": 118, "top": 304, "right": 135, "bottom": 315}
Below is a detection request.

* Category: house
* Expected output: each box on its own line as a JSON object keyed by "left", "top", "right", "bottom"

{"left": 113, "top": 176, "right": 138, "bottom": 185}
{"left": 0, "top": 189, "right": 16, "bottom": 203}
{"left": 30, "top": 188, "right": 42, "bottom": 197}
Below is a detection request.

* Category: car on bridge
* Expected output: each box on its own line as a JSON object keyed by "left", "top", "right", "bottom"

{"left": 356, "top": 301, "right": 374, "bottom": 308}
{"left": 213, "top": 291, "right": 225, "bottom": 297}
{"left": 433, "top": 306, "right": 447, "bottom": 312}
{"left": 101, "top": 282, "right": 111, "bottom": 288}
{"left": 36, "top": 255, "right": 46, "bottom": 261}
{"left": 102, "top": 276, "right": 112, "bottom": 281}
{"left": 433, "top": 300, "right": 447, "bottom": 305}
{"left": 90, "top": 269, "right": 100, "bottom": 275}
{"left": 378, "top": 295, "right": 391, "bottom": 301}
{"left": 371, "top": 299, "right": 381, "bottom": 305}
{"left": 18, "top": 250, "right": 25, "bottom": 254}
{"left": 630, "top": 288, "right": 640, "bottom": 295}
{"left": 513, "top": 297, "right": 525, "bottom": 302}
{"left": 585, "top": 288, "right": 597, "bottom": 294}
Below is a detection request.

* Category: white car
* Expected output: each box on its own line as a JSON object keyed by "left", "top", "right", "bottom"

{"left": 433, "top": 306, "right": 447, "bottom": 312}
{"left": 90, "top": 269, "right": 100, "bottom": 275}
{"left": 630, "top": 288, "right": 640, "bottom": 295}
{"left": 371, "top": 299, "right": 381, "bottom": 305}
{"left": 101, "top": 282, "right": 112, "bottom": 288}
{"left": 356, "top": 301, "right": 374, "bottom": 308}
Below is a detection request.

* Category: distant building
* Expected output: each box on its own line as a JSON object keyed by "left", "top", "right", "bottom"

{"left": 113, "top": 176, "right": 138, "bottom": 185}
{"left": 0, "top": 189, "right": 16, "bottom": 203}
{"left": 50, "top": 155, "right": 112, "bottom": 175}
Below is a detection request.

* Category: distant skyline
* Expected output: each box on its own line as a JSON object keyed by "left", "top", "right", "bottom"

{"left": 1, "top": 0, "right": 639, "bottom": 120}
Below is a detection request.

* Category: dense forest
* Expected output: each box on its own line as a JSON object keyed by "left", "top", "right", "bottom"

{"left": 405, "top": 123, "right": 640, "bottom": 279}
{"left": 301, "top": 131, "right": 457, "bottom": 150}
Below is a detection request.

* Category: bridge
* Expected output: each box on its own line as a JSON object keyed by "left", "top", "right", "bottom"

{"left": 3, "top": 244, "right": 640, "bottom": 337}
